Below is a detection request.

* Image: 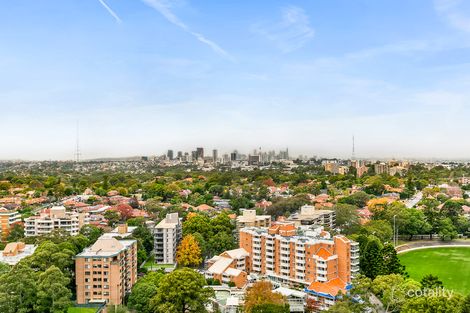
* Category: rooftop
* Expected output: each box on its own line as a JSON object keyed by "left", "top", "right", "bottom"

{"left": 76, "top": 237, "right": 135, "bottom": 258}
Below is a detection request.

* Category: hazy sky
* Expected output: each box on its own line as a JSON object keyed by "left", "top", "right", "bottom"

{"left": 2, "top": 0, "right": 470, "bottom": 160}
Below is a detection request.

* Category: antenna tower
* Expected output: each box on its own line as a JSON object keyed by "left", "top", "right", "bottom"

{"left": 75, "top": 121, "right": 81, "bottom": 162}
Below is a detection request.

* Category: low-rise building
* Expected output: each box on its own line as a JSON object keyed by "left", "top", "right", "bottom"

{"left": 273, "top": 287, "right": 306, "bottom": 312}
{"left": 100, "top": 224, "right": 137, "bottom": 239}
{"left": 24, "top": 206, "right": 89, "bottom": 237}
{"left": 154, "top": 213, "right": 182, "bottom": 264}
{"left": 287, "top": 205, "right": 335, "bottom": 229}
{"left": 75, "top": 237, "right": 138, "bottom": 305}
{"left": 0, "top": 242, "right": 37, "bottom": 265}
{"left": 206, "top": 248, "right": 249, "bottom": 288}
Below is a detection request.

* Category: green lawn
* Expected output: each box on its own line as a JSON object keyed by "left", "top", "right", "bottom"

{"left": 143, "top": 260, "right": 174, "bottom": 270}
{"left": 67, "top": 308, "right": 97, "bottom": 313}
{"left": 399, "top": 247, "right": 470, "bottom": 294}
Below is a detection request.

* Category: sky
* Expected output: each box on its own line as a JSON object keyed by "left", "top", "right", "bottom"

{"left": 2, "top": 0, "right": 470, "bottom": 160}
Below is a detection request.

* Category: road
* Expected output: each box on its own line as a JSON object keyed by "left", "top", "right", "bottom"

{"left": 404, "top": 191, "right": 423, "bottom": 208}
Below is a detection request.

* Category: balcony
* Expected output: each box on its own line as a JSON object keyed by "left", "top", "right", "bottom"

{"left": 316, "top": 275, "right": 327, "bottom": 282}
{"left": 317, "top": 269, "right": 327, "bottom": 275}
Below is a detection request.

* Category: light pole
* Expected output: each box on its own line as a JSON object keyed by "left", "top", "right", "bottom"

{"left": 393, "top": 215, "right": 397, "bottom": 246}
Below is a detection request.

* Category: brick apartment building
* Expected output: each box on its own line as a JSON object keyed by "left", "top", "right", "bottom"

{"left": 75, "top": 237, "right": 138, "bottom": 305}
{"left": 239, "top": 222, "right": 359, "bottom": 310}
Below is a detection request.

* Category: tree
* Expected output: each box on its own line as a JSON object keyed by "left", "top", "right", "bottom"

{"left": 132, "top": 226, "right": 154, "bottom": 255}
{"left": 244, "top": 281, "right": 287, "bottom": 313}
{"left": 207, "top": 232, "right": 236, "bottom": 257}
{"left": 113, "top": 204, "right": 134, "bottom": 221}
{"left": 400, "top": 208, "right": 431, "bottom": 240}
{"left": 333, "top": 204, "right": 360, "bottom": 231}
{"left": 34, "top": 266, "right": 71, "bottom": 313}
{"left": 360, "top": 220, "right": 393, "bottom": 244}
{"left": 6, "top": 223, "right": 24, "bottom": 242}
{"left": 441, "top": 200, "right": 463, "bottom": 225}
{"left": 420, "top": 274, "right": 443, "bottom": 289}
{"left": 402, "top": 293, "right": 463, "bottom": 313}
{"left": 104, "top": 210, "right": 120, "bottom": 227}
{"left": 371, "top": 274, "right": 420, "bottom": 313}
{"left": 338, "top": 191, "right": 371, "bottom": 208}
{"left": 382, "top": 243, "right": 405, "bottom": 275}
{"left": 0, "top": 262, "right": 10, "bottom": 275}
{"left": 210, "top": 212, "right": 235, "bottom": 234}
{"left": 438, "top": 218, "right": 458, "bottom": 241}
{"left": 176, "top": 235, "right": 202, "bottom": 267}
{"left": 128, "top": 272, "right": 164, "bottom": 313}
{"left": 461, "top": 294, "right": 470, "bottom": 313}
{"left": 149, "top": 268, "right": 214, "bottom": 313}
{"left": 183, "top": 213, "right": 212, "bottom": 239}
{"left": 252, "top": 303, "right": 290, "bottom": 313}
{"left": 360, "top": 236, "right": 384, "bottom": 279}
{"left": 0, "top": 263, "right": 38, "bottom": 313}
{"left": 79, "top": 225, "right": 103, "bottom": 244}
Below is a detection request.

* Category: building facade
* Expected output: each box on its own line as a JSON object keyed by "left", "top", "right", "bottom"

{"left": 236, "top": 209, "right": 271, "bottom": 230}
{"left": 239, "top": 222, "right": 359, "bottom": 309}
{"left": 24, "top": 206, "right": 89, "bottom": 237}
{"left": 75, "top": 237, "right": 138, "bottom": 305}
{"left": 154, "top": 213, "right": 182, "bottom": 264}
{"left": 206, "top": 248, "right": 249, "bottom": 288}
{"left": 0, "top": 207, "right": 22, "bottom": 236}
{"left": 286, "top": 205, "right": 335, "bottom": 229}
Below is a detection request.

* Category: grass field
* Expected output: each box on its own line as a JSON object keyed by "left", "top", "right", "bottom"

{"left": 399, "top": 247, "right": 470, "bottom": 294}
{"left": 143, "top": 260, "right": 174, "bottom": 270}
{"left": 67, "top": 308, "right": 97, "bottom": 313}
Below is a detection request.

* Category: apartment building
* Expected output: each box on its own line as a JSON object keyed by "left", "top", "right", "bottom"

{"left": 75, "top": 237, "right": 138, "bottom": 305}
{"left": 240, "top": 222, "right": 359, "bottom": 310}
{"left": 236, "top": 209, "right": 271, "bottom": 241}
{"left": 154, "top": 213, "right": 182, "bottom": 264}
{"left": 0, "top": 207, "right": 22, "bottom": 236}
{"left": 24, "top": 206, "right": 89, "bottom": 237}
{"left": 287, "top": 205, "right": 335, "bottom": 229}
{"left": 374, "top": 163, "right": 389, "bottom": 175}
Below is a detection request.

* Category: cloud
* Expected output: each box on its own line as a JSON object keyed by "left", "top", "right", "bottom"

{"left": 97, "top": 0, "right": 122, "bottom": 23}
{"left": 253, "top": 6, "right": 315, "bottom": 53}
{"left": 435, "top": 0, "right": 470, "bottom": 32}
{"left": 141, "top": 0, "right": 233, "bottom": 61}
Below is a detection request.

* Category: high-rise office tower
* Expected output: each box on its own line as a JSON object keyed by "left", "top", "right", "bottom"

{"left": 212, "top": 149, "right": 218, "bottom": 163}
{"left": 196, "top": 147, "right": 204, "bottom": 159}
{"left": 167, "top": 150, "right": 174, "bottom": 160}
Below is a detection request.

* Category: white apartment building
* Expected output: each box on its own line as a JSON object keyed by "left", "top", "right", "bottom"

{"left": 24, "top": 206, "right": 90, "bottom": 237}
{"left": 154, "top": 213, "right": 182, "bottom": 264}
{"left": 287, "top": 205, "right": 336, "bottom": 228}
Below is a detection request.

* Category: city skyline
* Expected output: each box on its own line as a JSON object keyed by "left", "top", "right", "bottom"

{"left": 3, "top": 0, "right": 470, "bottom": 160}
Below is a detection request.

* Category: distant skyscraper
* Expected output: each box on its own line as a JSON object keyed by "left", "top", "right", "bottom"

{"left": 196, "top": 147, "right": 204, "bottom": 159}
{"left": 177, "top": 151, "right": 183, "bottom": 159}
{"left": 212, "top": 149, "right": 218, "bottom": 162}
{"left": 231, "top": 151, "right": 238, "bottom": 161}
{"left": 167, "top": 150, "right": 174, "bottom": 160}
{"left": 248, "top": 155, "right": 260, "bottom": 166}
